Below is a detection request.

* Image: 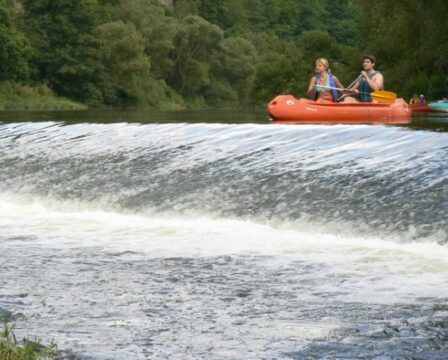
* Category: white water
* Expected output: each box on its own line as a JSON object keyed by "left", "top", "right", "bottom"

{"left": 1, "top": 121, "right": 448, "bottom": 358}
{"left": 2, "top": 194, "right": 448, "bottom": 301}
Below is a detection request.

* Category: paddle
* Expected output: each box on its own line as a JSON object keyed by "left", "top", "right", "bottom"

{"left": 319, "top": 85, "right": 397, "bottom": 104}
{"left": 336, "top": 75, "right": 362, "bottom": 102}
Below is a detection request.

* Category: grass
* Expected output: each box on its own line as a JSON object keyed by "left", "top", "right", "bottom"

{"left": 0, "top": 82, "right": 87, "bottom": 111}
{"left": 0, "top": 322, "right": 57, "bottom": 360}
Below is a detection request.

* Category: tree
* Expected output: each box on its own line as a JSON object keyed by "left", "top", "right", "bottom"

{"left": 0, "top": 0, "right": 31, "bottom": 81}
{"left": 169, "top": 15, "right": 223, "bottom": 100}
{"left": 111, "top": 0, "right": 177, "bottom": 80}
{"left": 96, "top": 20, "right": 150, "bottom": 105}
{"left": 21, "top": 0, "right": 106, "bottom": 102}
{"left": 208, "top": 37, "right": 257, "bottom": 106}
{"left": 251, "top": 40, "right": 308, "bottom": 104}
{"left": 354, "top": 0, "right": 448, "bottom": 99}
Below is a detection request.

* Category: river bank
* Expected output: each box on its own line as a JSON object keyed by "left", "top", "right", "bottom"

{"left": 0, "top": 83, "right": 86, "bottom": 111}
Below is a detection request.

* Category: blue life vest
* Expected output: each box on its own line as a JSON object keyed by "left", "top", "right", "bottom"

{"left": 359, "top": 71, "right": 382, "bottom": 102}
{"left": 310, "top": 72, "right": 339, "bottom": 102}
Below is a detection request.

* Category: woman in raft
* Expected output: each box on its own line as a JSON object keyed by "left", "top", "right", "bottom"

{"left": 306, "top": 58, "right": 344, "bottom": 102}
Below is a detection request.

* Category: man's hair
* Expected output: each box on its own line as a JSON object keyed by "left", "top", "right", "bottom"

{"left": 362, "top": 55, "right": 376, "bottom": 63}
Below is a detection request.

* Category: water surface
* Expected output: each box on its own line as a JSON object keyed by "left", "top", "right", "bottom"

{"left": 1, "top": 109, "right": 447, "bottom": 359}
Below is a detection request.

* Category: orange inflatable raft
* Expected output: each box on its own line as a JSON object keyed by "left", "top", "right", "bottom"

{"left": 268, "top": 95, "right": 412, "bottom": 125}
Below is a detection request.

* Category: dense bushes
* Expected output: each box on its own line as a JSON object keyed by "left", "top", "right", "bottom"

{"left": 0, "top": 0, "right": 445, "bottom": 108}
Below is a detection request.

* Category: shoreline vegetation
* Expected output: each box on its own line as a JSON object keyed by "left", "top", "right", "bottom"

{"left": 0, "top": 83, "right": 87, "bottom": 111}
{"left": 1, "top": 1, "right": 446, "bottom": 112}
{"left": 1, "top": 322, "right": 57, "bottom": 360}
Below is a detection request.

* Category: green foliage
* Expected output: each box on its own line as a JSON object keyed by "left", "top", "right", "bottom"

{"left": 0, "top": 1, "right": 31, "bottom": 81}
{"left": 251, "top": 42, "right": 307, "bottom": 104}
{"left": 321, "top": 0, "right": 357, "bottom": 45}
{"left": 0, "top": 81, "right": 87, "bottom": 110}
{"left": 182, "top": 0, "right": 356, "bottom": 44}
{"left": 110, "top": 0, "right": 177, "bottom": 79}
{"left": 13, "top": 0, "right": 448, "bottom": 109}
{"left": 208, "top": 37, "right": 257, "bottom": 106}
{"left": 101, "top": 0, "right": 184, "bottom": 108}
{"left": 152, "top": 0, "right": 358, "bottom": 106}
{"left": 297, "top": 30, "right": 359, "bottom": 85}
{"left": 196, "top": 0, "right": 248, "bottom": 32}
{"left": 0, "top": 0, "right": 362, "bottom": 109}
{"left": 248, "top": 28, "right": 357, "bottom": 105}
{"left": 0, "top": 322, "right": 57, "bottom": 359}
{"left": 354, "top": 0, "right": 448, "bottom": 100}
{"left": 21, "top": 0, "right": 105, "bottom": 103}
{"left": 96, "top": 20, "right": 150, "bottom": 105}
{"left": 169, "top": 15, "right": 223, "bottom": 99}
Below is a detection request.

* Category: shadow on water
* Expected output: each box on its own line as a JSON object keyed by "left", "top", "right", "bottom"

{"left": 410, "top": 112, "right": 448, "bottom": 132}
{"left": 0, "top": 108, "right": 270, "bottom": 125}
{"left": 1, "top": 108, "right": 448, "bottom": 131}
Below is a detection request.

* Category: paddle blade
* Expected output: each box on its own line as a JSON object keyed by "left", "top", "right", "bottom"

{"left": 371, "top": 90, "right": 397, "bottom": 104}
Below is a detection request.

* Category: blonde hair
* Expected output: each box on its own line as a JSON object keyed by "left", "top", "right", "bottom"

{"left": 315, "top": 58, "right": 330, "bottom": 71}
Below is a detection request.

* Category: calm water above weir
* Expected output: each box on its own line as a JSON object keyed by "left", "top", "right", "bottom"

{"left": 1, "top": 109, "right": 448, "bottom": 359}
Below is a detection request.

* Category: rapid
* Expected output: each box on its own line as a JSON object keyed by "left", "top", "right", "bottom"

{"left": 1, "top": 119, "right": 447, "bottom": 359}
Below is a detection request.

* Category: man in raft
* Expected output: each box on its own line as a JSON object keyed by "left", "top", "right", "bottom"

{"left": 342, "top": 55, "right": 384, "bottom": 102}
{"left": 307, "top": 58, "right": 344, "bottom": 102}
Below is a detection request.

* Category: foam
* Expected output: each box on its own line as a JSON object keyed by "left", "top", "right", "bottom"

{"left": 1, "top": 194, "right": 447, "bottom": 266}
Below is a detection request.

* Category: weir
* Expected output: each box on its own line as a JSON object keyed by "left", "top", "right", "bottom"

{"left": 1, "top": 121, "right": 447, "bottom": 358}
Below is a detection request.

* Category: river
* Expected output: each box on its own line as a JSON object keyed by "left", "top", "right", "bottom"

{"left": 0, "top": 109, "right": 447, "bottom": 359}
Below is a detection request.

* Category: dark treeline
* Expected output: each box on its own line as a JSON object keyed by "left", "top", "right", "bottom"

{"left": 0, "top": 0, "right": 446, "bottom": 109}
{"left": 355, "top": 0, "right": 448, "bottom": 100}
